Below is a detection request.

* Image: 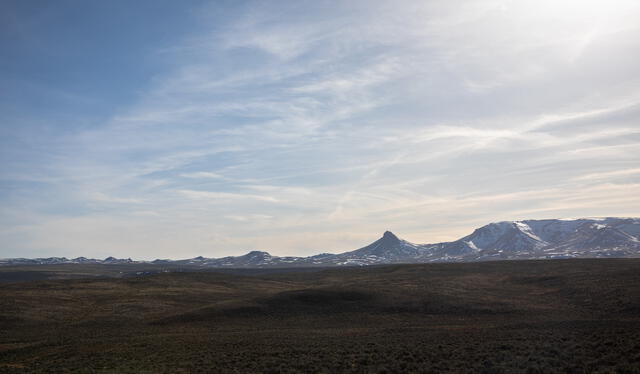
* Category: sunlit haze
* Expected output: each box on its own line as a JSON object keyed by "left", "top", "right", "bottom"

{"left": 2, "top": 0, "right": 640, "bottom": 259}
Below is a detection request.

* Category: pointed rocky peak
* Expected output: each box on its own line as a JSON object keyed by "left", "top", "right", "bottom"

{"left": 383, "top": 231, "right": 399, "bottom": 240}
{"left": 334, "top": 230, "right": 423, "bottom": 263}
{"left": 376, "top": 230, "right": 403, "bottom": 248}
{"left": 378, "top": 231, "right": 401, "bottom": 246}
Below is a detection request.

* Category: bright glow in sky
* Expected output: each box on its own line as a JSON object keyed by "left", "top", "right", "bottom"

{"left": 1, "top": 0, "right": 640, "bottom": 259}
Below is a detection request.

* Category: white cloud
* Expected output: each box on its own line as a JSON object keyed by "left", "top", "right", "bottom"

{"left": 177, "top": 189, "right": 280, "bottom": 203}
{"left": 180, "top": 172, "right": 226, "bottom": 179}
{"left": 574, "top": 168, "right": 640, "bottom": 181}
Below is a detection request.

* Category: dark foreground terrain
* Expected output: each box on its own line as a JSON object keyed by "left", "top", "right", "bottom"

{"left": 1, "top": 259, "right": 639, "bottom": 373}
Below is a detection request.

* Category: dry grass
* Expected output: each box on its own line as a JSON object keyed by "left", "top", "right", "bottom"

{"left": 1, "top": 259, "right": 639, "bottom": 373}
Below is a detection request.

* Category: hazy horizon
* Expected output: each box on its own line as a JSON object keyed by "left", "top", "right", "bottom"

{"left": 2, "top": 0, "right": 640, "bottom": 259}
{"left": 3, "top": 216, "right": 640, "bottom": 261}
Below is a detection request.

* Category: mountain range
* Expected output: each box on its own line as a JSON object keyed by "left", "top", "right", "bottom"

{"left": 2, "top": 217, "right": 639, "bottom": 267}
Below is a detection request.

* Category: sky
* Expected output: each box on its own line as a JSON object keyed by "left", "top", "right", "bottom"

{"left": 1, "top": 0, "right": 640, "bottom": 260}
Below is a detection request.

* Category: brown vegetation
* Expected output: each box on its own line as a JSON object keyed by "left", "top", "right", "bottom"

{"left": 1, "top": 259, "right": 639, "bottom": 373}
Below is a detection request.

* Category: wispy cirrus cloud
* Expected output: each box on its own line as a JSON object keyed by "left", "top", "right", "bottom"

{"left": 1, "top": 0, "right": 639, "bottom": 259}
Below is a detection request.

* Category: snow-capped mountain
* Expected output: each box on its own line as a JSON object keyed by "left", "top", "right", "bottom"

{"left": 2, "top": 218, "right": 639, "bottom": 267}
{"left": 433, "top": 218, "right": 640, "bottom": 261}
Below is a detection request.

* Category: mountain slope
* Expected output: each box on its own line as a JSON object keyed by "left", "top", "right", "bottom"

{"left": 443, "top": 218, "right": 640, "bottom": 261}
{"left": 326, "top": 231, "right": 426, "bottom": 265}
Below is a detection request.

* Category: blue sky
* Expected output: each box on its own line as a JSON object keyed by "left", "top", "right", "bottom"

{"left": 2, "top": 0, "right": 640, "bottom": 260}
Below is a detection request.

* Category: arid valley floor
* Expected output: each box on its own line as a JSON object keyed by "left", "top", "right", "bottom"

{"left": 1, "top": 259, "right": 639, "bottom": 373}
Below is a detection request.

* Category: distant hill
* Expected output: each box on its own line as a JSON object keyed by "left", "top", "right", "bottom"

{"left": 2, "top": 217, "right": 639, "bottom": 267}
